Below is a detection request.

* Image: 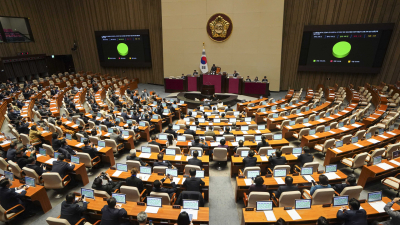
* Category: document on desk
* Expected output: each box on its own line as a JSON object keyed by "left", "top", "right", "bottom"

{"left": 188, "top": 142, "right": 192, "bottom": 146}
{"left": 311, "top": 135, "right": 319, "bottom": 138}
{"left": 175, "top": 156, "right": 182, "bottom": 160}
{"left": 317, "top": 119, "right": 326, "bottom": 123}
{"left": 96, "top": 147, "right": 103, "bottom": 151}
{"left": 387, "top": 132, "right": 396, "bottom": 136}
{"left": 389, "top": 160, "right": 400, "bottom": 166}
{"left": 367, "top": 139, "right": 380, "bottom": 144}
{"left": 145, "top": 206, "right": 160, "bottom": 214}
{"left": 75, "top": 143, "right": 84, "bottom": 147}
{"left": 297, "top": 113, "right": 304, "bottom": 116}
{"left": 244, "top": 179, "right": 253, "bottom": 186}
{"left": 15, "top": 189, "right": 24, "bottom": 194}
{"left": 274, "top": 177, "right": 285, "bottom": 184}
{"left": 324, "top": 172, "right": 340, "bottom": 180}
{"left": 45, "top": 158, "right": 57, "bottom": 165}
{"left": 65, "top": 121, "right": 71, "bottom": 124}
{"left": 376, "top": 163, "right": 394, "bottom": 170}
{"left": 246, "top": 122, "right": 251, "bottom": 125}
{"left": 104, "top": 133, "right": 111, "bottom": 137}
{"left": 181, "top": 178, "right": 186, "bottom": 183}
{"left": 139, "top": 153, "right": 151, "bottom": 158}
{"left": 328, "top": 131, "right": 336, "bottom": 134}
{"left": 339, "top": 127, "right": 349, "bottom": 131}
{"left": 303, "top": 123, "right": 312, "bottom": 127}
{"left": 264, "top": 211, "right": 277, "bottom": 221}
{"left": 172, "top": 177, "right": 181, "bottom": 184}
{"left": 210, "top": 142, "right": 219, "bottom": 147}
{"left": 255, "top": 130, "right": 261, "bottom": 134}
{"left": 378, "top": 135, "right": 388, "bottom": 139}
{"left": 242, "top": 131, "right": 248, "bottom": 134}
{"left": 181, "top": 209, "right": 198, "bottom": 220}
{"left": 353, "top": 143, "right": 363, "bottom": 148}
{"left": 303, "top": 175, "right": 314, "bottom": 182}
{"left": 369, "top": 201, "right": 393, "bottom": 213}
{"left": 231, "top": 142, "right": 238, "bottom": 146}
{"left": 260, "top": 156, "right": 268, "bottom": 161}
{"left": 286, "top": 209, "right": 301, "bottom": 220}
{"left": 351, "top": 124, "right": 361, "bottom": 128}
{"left": 332, "top": 148, "right": 342, "bottom": 153}
{"left": 286, "top": 126, "right": 292, "bottom": 129}
{"left": 208, "top": 123, "right": 213, "bottom": 126}
{"left": 137, "top": 174, "right": 150, "bottom": 181}
{"left": 112, "top": 171, "right": 123, "bottom": 177}
{"left": 327, "top": 117, "right": 334, "bottom": 120}
{"left": 186, "top": 156, "right": 193, "bottom": 161}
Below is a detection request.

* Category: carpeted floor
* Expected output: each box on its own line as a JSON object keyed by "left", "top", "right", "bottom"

{"left": 1, "top": 84, "right": 399, "bottom": 225}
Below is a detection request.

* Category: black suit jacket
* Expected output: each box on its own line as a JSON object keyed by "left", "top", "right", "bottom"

{"left": 101, "top": 206, "right": 128, "bottom": 225}
{"left": 297, "top": 153, "right": 314, "bottom": 167}
{"left": 126, "top": 156, "right": 145, "bottom": 166}
{"left": 152, "top": 178, "right": 177, "bottom": 197}
{"left": 154, "top": 161, "right": 173, "bottom": 168}
{"left": 81, "top": 145, "right": 97, "bottom": 159}
{"left": 26, "top": 163, "right": 46, "bottom": 176}
{"left": 60, "top": 201, "right": 88, "bottom": 225}
{"left": 333, "top": 183, "right": 356, "bottom": 194}
{"left": 256, "top": 142, "right": 269, "bottom": 151}
{"left": 121, "top": 112, "right": 130, "bottom": 121}
{"left": 243, "top": 156, "right": 257, "bottom": 168}
{"left": 148, "top": 141, "right": 162, "bottom": 150}
{"left": 51, "top": 160, "right": 75, "bottom": 178}
{"left": 125, "top": 176, "right": 144, "bottom": 193}
{"left": 165, "top": 129, "right": 177, "bottom": 138}
{"left": 184, "top": 129, "right": 196, "bottom": 136}
{"left": 188, "top": 158, "right": 202, "bottom": 167}
{"left": 269, "top": 156, "right": 287, "bottom": 167}
{"left": 52, "top": 139, "right": 62, "bottom": 150}
{"left": 183, "top": 177, "right": 205, "bottom": 192}
{"left": 0, "top": 187, "right": 26, "bottom": 212}
{"left": 337, "top": 209, "right": 367, "bottom": 225}
{"left": 77, "top": 130, "right": 89, "bottom": 138}
{"left": 104, "top": 121, "right": 115, "bottom": 128}
{"left": 274, "top": 185, "right": 299, "bottom": 199}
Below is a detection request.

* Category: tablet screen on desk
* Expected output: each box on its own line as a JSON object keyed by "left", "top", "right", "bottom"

{"left": 112, "top": 193, "right": 126, "bottom": 204}
{"left": 309, "top": 129, "right": 316, "bottom": 135}
{"left": 333, "top": 196, "right": 348, "bottom": 206}
{"left": 247, "top": 170, "right": 260, "bottom": 179}
{"left": 81, "top": 188, "right": 94, "bottom": 199}
{"left": 295, "top": 199, "right": 311, "bottom": 209}
{"left": 183, "top": 200, "right": 199, "bottom": 210}
{"left": 190, "top": 126, "right": 196, "bottom": 131}
{"left": 351, "top": 137, "right": 358, "bottom": 143}
{"left": 116, "top": 163, "right": 128, "bottom": 172}
{"left": 66, "top": 133, "right": 72, "bottom": 140}
{"left": 365, "top": 132, "right": 372, "bottom": 139}
{"left": 335, "top": 140, "right": 343, "bottom": 148}
{"left": 165, "top": 149, "right": 176, "bottom": 156}
{"left": 373, "top": 156, "right": 382, "bottom": 165}
{"left": 140, "top": 166, "right": 152, "bottom": 174}
{"left": 289, "top": 121, "right": 295, "bottom": 126}
{"left": 368, "top": 191, "right": 382, "bottom": 202}
{"left": 71, "top": 156, "right": 80, "bottom": 164}
{"left": 139, "top": 122, "right": 146, "bottom": 127}
{"left": 195, "top": 170, "right": 204, "bottom": 178}
{"left": 141, "top": 146, "right": 151, "bottom": 153}
{"left": 273, "top": 169, "right": 286, "bottom": 177}
{"left": 301, "top": 167, "right": 313, "bottom": 175}
{"left": 256, "top": 201, "right": 273, "bottom": 211}
{"left": 147, "top": 197, "right": 162, "bottom": 207}
{"left": 166, "top": 168, "right": 178, "bottom": 177}
{"left": 324, "top": 126, "right": 330, "bottom": 132}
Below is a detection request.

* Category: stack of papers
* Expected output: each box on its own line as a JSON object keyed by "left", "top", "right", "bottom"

{"left": 389, "top": 160, "right": 400, "bottom": 166}
{"left": 378, "top": 135, "right": 388, "bottom": 139}
{"left": 339, "top": 127, "right": 349, "bottom": 131}
{"left": 137, "top": 174, "right": 150, "bottom": 181}
{"left": 303, "top": 123, "right": 312, "bottom": 127}
{"left": 376, "top": 163, "right": 394, "bottom": 170}
{"left": 210, "top": 142, "right": 219, "bottom": 147}
{"left": 15, "top": 189, "right": 24, "bottom": 194}
{"left": 303, "top": 175, "right": 314, "bottom": 182}
{"left": 75, "top": 143, "right": 84, "bottom": 147}
{"left": 186, "top": 156, "right": 193, "bottom": 161}
{"left": 45, "top": 158, "right": 57, "bottom": 165}
{"left": 96, "top": 147, "right": 103, "bottom": 151}
{"left": 387, "top": 132, "right": 396, "bottom": 136}
{"left": 242, "top": 131, "right": 248, "bottom": 134}
{"left": 317, "top": 119, "right": 326, "bottom": 122}
{"left": 332, "top": 148, "right": 342, "bottom": 153}
{"left": 181, "top": 209, "right": 198, "bottom": 220}
{"left": 145, "top": 206, "right": 159, "bottom": 214}
{"left": 112, "top": 171, "right": 123, "bottom": 177}
{"left": 244, "top": 179, "right": 253, "bottom": 186}
{"left": 260, "top": 156, "right": 268, "bottom": 161}
{"left": 286, "top": 126, "right": 292, "bottom": 129}
{"left": 139, "top": 153, "right": 151, "bottom": 158}
{"left": 369, "top": 201, "right": 393, "bottom": 213}
{"left": 208, "top": 123, "right": 213, "bottom": 126}
{"left": 172, "top": 177, "right": 181, "bottom": 184}
{"left": 328, "top": 131, "right": 336, "bottom": 134}
{"left": 324, "top": 172, "right": 340, "bottom": 180}
{"left": 231, "top": 142, "right": 239, "bottom": 146}
{"left": 354, "top": 143, "right": 363, "bottom": 148}
{"left": 342, "top": 110, "right": 349, "bottom": 113}
{"left": 367, "top": 139, "right": 380, "bottom": 144}
{"left": 264, "top": 211, "right": 277, "bottom": 221}
{"left": 286, "top": 209, "right": 301, "bottom": 220}
{"left": 352, "top": 124, "right": 361, "bottom": 128}
{"left": 175, "top": 156, "right": 182, "bottom": 160}
{"left": 274, "top": 177, "right": 285, "bottom": 184}
{"left": 311, "top": 135, "right": 319, "bottom": 138}
{"left": 255, "top": 130, "right": 261, "bottom": 133}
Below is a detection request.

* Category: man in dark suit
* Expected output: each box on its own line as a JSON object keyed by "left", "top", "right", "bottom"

{"left": 262, "top": 76, "right": 269, "bottom": 82}
{"left": 126, "top": 151, "right": 146, "bottom": 166}
{"left": 164, "top": 124, "right": 177, "bottom": 138}
{"left": 81, "top": 139, "right": 98, "bottom": 159}
{"left": 60, "top": 193, "right": 88, "bottom": 225}
{"left": 15, "top": 149, "right": 36, "bottom": 169}
{"left": 58, "top": 140, "right": 77, "bottom": 159}
{"left": 152, "top": 175, "right": 177, "bottom": 198}
{"left": 126, "top": 168, "right": 144, "bottom": 193}
{"left": 6, "top": 142, "right": 18, "bottom": 162}
{"left": 333, "top": 175, "right": 357, "bottom": 194}
{"left": 337, "top": 198, "right": 367, "bottom": 225}
{"left": 183, "top": 168, "right": 205, "bottom": 192}
{"left": 25, "top": 157, "right": 47, "bottom": 176}
{"left": 92, "top": 174, "right": 123, "bottom": 195}
{"left": 77, "top": 125, "right": 89, "bottom": 139}
{"left": 154, "top": 153, "right": 175, "bottom": 169}
{"left": 0, "top": 178, "right": 30, "bottom": 214}
{"left": 52, "top": 133, "right": 62, "bottom": 150}
{"left": 7, "top": 109, "right": 18, "bottom": 124}
{"left": 188, "top": 150, "right": 202, "bottom": 167}
{"left": 243, "top": 150, "right": 257, "bottom": 168}
{"left": 245, "top": 76, "right": 251, "bottom": 82}
{"left": 100, "top": 197, "right": 129, "bottom": 225}
{"left": 148, "top": 135, "right": 162, "bottom": 150}
{"left": 269, "top": 149, "right": 287, "bottom": 168}
{"left": 297, "top": 146, "right": 314, "bottom": 167}
{"left": 273, "top": 176, "right": 299, "bottom": 199}
{"left": 121, "top": 109, "right": 131, "bottom": 121}
{"left": 184, "top": 125, "right": 196, "bottom": 136}
{"left": 210, "top": 64, "right": 217, "bottom": 74}
{"left": 51, "top": 154, "right": 75, "bottom": 178}
{"left": 256, "top": 136, "right": 270, "bottom": 151}
{"left": 225, "top": 105, "right": 234, "bottom": 112}
{"left": 233, "top": 70, "right": 239, "bottom": 77}
{"left": 192, "top": 136, "right": 208, "bottom": 150}
{"left": 103, "top": 118, "right": 115, "bottom": 128}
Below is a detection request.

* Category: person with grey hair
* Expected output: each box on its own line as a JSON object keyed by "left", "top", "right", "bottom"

{"left": 137, "top": 211, "right": 148, "bottom": 225}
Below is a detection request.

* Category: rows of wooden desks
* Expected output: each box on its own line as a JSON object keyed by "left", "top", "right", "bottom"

{"left": 235, "top": 171, "right": 347, "bottom": 201}
{"left": 245, "top": 98, "right": 289, "bottom": 117}
{"left": 105, "top": 169, "right": 210, "bottom": 201}
{"left": 81, "top": 196, "right": 209, "bottom": 224}
{"left": 65, "top": 139, "right": 116, "bottom": 166}
{"left": 255, "top": 99, "right": 313, "bottom": 124}
{"left": 0, "top": 123, "right": 52, "bottom": 151}
{"left": 282, "top": 103, "right": 358, "bottom": 139}
{"left": 362, "top": 104, "right": 388, "bottom": 126}
{"left": 324, "top": 129, "right": 400, "bottom": 165}
{"left": 358, "top": 156, "right": 400, "bottom": 187}
{"left": 242, "top": 197, "right": 398, "bottom": 225}
{"left": 237, "top": 97, "right": 269, "bottom": 112}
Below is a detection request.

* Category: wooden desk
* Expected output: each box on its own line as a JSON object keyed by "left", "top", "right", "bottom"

{"left": 175, "top": 128, "right": 272, "bottom": 136}
{"left": 358, "top": 157, "right": 400, "bottom": 187}
{"left": 255, "top": 99, "right": 313, "bottom": 124}
{"left": 362, "top": 105, "right": 388, "bottom": 126}
{"left": 237, "top": 98, "right": 268, "bottom": 112}
{"left": 245, "top": 99, "right": 289, "bottom": 117}
{"left": 105, "top": 170, "right": 210, "bottom": 201}
{"left": 136, "top": 152, "right": 210, "bottom": 176}
{"left": 235, "top": 171, "right": 346, "bottom": 201}
{"left": 92, "top": 129, "right": 136, "bottom": 150}
{"left": 242, "top": 197, "right": 399, "bottom": 224}
{"left": 65, "top": 139, "right": 115, "bottom": 166}
{"left": 324, "top": 129, "right": 400, "bottom": 166}
{"left": 151, "top": 119, "right": 163, "bottom": 132}
{"left": 9, "top": 179, "right": 52, "bottom": 213}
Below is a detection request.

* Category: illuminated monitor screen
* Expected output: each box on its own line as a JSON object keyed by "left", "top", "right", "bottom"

{"left": 81, "top": 137, "right": 88, "bottom": 143}
{"left": 255, "top": 135, "right": 262, "bottom": 142}
{"left": 165, "top": 149, "right": 176, "bottom": 156}
{"left": 365, "top": 132, "right": 372, "bottom": 139}
{"left": 116, "top": 118, "right": 120, "bottom": 123}
{"left": 267, "top": 149, "right": 276, "bottom": 156}
{"left": 195, "top": 170, "right": 204, "bottom": 178}
{"left": 214, "top": 118, "right": 221, "bottom": 123}
{"left": 81, "top": 188, "right": 94, "bottom": 199}
{"left": 324, "top": 126, "right": 330, "bottom": 132}
{"left": 71, "top": 156, "right": 80, "bottom": 164}
{"left": 373, "top": 156, "right": 382, "bottom": 165}
{"left": 240, "top": 151, "right": 249, "bottom": 157}
{"left": 158, "top": 134, "right": 167, "bottom": 140}
{"left": 247, "top": 170, "right": 260, "bottom": 178}
{"left": 141, "top": 146, "right": 151, "bottom": 153}
{"left": 234, "top": 111, "right": 240, "bottom": 116}
{"left": 116, "top": 163, "right": 128, "bottom": 172}
{"left": 199, "top": 118, "right": 205, "bottom": 123}
{"left": 338, "top": 122, "right": 344, "bottom": 128}
{"left": 152, "top": 115, "right": 158, "bottom": 120}
{"left": 378, "top": 128, "right": 384, "bottom": 135}
{"left": 258, "top": 125, "right": 265, "bottom": 130}
{"left": 190, "top": 126, "right": 196, "bottom": 131}
{"left": 293, "top": 147, "right": 302, "bottom": 155}
{"left": 166, "top": 168, "right": 178, "bottom": 177}
{"left": 147, "top": 197, "right": 162, "bottom": 207}
{"left": 289, "top": 121, "right": 295, "bottom": 126}
{"left": 325, "top": 164, "right": 337, "bottom": 173}
{"left": 98, "top": 141, "right": 106, "bottom": 147}
{"left": 295, "top": 199, "right": 312, "bottom": 209}
{"left": 303, "top": 118, "right": 309, "bottom": 123}
{"left": 335, "top": 140, "right": 343, "bottom": 148}
{"left": 256, "top": 201, "right": 273, "bottom": 211}
{"left": 177, "top": 136, "right": 186, "bottom": 142}
{"left": 173, "top": 125, "right": 180, "bottom": 130}
{"left": 333, "top": 196, "right": 349, "bottom": 207}
{"left": 192, "top": 112, "right": 197, "bottom": 116}
{"left": 274, "top": 169, "right": 287, "bottom": 177}
{"left": 245, "top": 117, "right": 251, "bottom": 122}
{"left": 183, "top": 200, "right": 199, "bottom": 210}
{"left": 139, "top": 122, "right": 146, "bottom": 127}
{"left": 97, "top": 113, "right": 102, "bottom": 117}
{"left": 108, "top": 128, "right": 114, "bottom": 133}
{"left": 368, "top": 191, "right": 382, "bottom": 202}
{"left": 112, "top": 193, "right": 126, "bottom": 204}
{"left": 140, "top": 166, "right": 152, "bottom": 174}
{"left": 350, "top": 118, "right": 355, "bottom": 124}
{"left": 273, "top": 134, "right": 282, "bottom": 140}
{"left": 260, "top": 108, "right": 266, "bottom": 112}
{"left": 54, "top": 152, "right": 60, "bottom": 159}
{"left": 273, "top": 114, "right": 278, "bottom": 118}
{"left": 127, "top": 120, "right": 132, "bottom": 124}
{"left": 241, "top": 126, "right": 249, "bottom": 131}
{"left": 389, "top": 125, "right": 394, "bottom": 131}
{"left": 4, "top": 171, "right": 13, "bottom": 181}
{"left": 315, "top": 116, "right": 320, "bottom": 120}
{"left": 301, "top": 167, "right": 313, "bottom": 175}
{"left": 66, "top": 133, "right": 72, "bottom": 140}
{"left": 184, "top": 118, "right": 191, "bottom": 122}
{"left": 39, "top": 148, "right": 46, "bottom": 156}
{"left": 351, "top": 137, "right": 358, "bottom": 143}
{"left": 215, "top": 136, "right": 224, "bottom": 142}
{"left": 236, "top": 136, "right": 245, "bottom": 142}
{"left": 25, "top": 176, "right": 35, "bottom": 187}
{"left": 229, "top": 118, "right": 236, "bottom": 123}
{"left": 271, "top": 106, "right": 277, "bottom": 110}
{"left": 163, "top": 109, "right": 169, "bottom": 114}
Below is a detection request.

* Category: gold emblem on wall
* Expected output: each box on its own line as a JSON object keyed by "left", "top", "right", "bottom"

{"left": 207, "top": 13, "right": 233, "bottom": 42}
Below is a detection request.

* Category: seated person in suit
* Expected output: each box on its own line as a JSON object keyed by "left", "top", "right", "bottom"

{"left": 204, "top": 126, "right": 215, "bottom": 137}
{"left": 223, "top": 127, "right": 232, "bottom": 135}
{"left": 193, "top": 70, "right": 198, "bottom": 75}
{"left": 137, "top": 211, "right": 148, "bottom": 225}
{"left": 92, "top": 173, "right": 123, "bottom": 195}
{"left": 256, "top": 136, "right": 270, "bottom": 151}
{"left": 333, "top": 175, "right": 357, "bottom": 194}
{"left": 148, "top": 135, "right": 162, "bottom": 150}
{"left": 152, "top": 175, "right": 177, "bottom": 198}
{"left": 26, "top": 157, "right": 47, "bottom": 176}
{"left": 336, "top": 198, "right": 367, "bottom": 225}
{"left": 225, "top": 105, "right": 233, "bottom": 112}
{"left": 234, "top": 140, "right": 245, "bottom": 153}
{"left": 103, "top": 118, "right": 115, "bottom": 128}
{"left": 15, "top": 149, "right": 36, "bottom": 169}
{"left": 269, "top": 149, "right": 287, "bottom": 168}
{"left": 101, "top": 197, "right": 130, "bottom": 225}
{"left": 188, "top": 150, "right": 202, "bottom": 168}
{"left": 165, "top": 124, "right": 177, "bottom": 139}
{"left": 52, "top": 133, "right": 62, "bottom": 150}
{"left": 121, "top": 109, "right": 131, "bottom": 121}
{"left": 81, "top": 139, "right": 98, "bottom": 159}
{"left": 317, "top": 217, "right": 329, "bottom": 225}
{"left": 262, "top": 76, "right": 268, "bottom": 82}
{"left": 51, "top": 154, "right": 75, "bottom": 178}
{"left": 310, "top": 175, "right": 331, "bottom": 195}
{"left": 176, "top": 114, "right": 186, "bottom": 125}
{"left": 154, "top": 153, "right": 175, "bottom": 169}
{"left": 248, "top": 176, "right": 267, "bottom": 193}
{"left": 191, "top": 136, "right": 208, "bottom": 151}
{"left": 183, "top": 168, "right": 205, "bottom": 192}
{"left": 77, "top": 125, "right": 89, "bottom": 139}
{"left": 60, "top": 193, "right": 88, "bottom": 225}
{"left": 180, "top": 74, "right": 186, "bottom": 79}
{"left": 126, "top": 150, "right": 146, "bottom": 166}
{"left": 273, "top": 176, "right": 299, "bottom": 199}
{"left": 58, "top": 139, "right": 77, "bottom": 159}
{"left": 218, "top": 139, "right": 229, "bottom": 151}
{"left": 110, "top": 128, "right": 125, "bottom": 151}
{"left": 245, "top": 76, "right": 251, "bottom": 82}
{"left": 233, "top": 70, "right": 239, "bottom": 77}
{"left": 184, "top": 125, "right": 196, "bottom": 136}
{"left": 297, "top": 146, "right": 314, "bottom": 167}
{"left": 210, "top": 64, "right": 217, "bottom": 74}
{"left": 126, "top": 168, "right": 144, "bottom": 193}
{"left": 0, "top": 178, "right": 31, "bottom": 216}
{"left": 243, "top": 150, "right": 257, "bottom": 168}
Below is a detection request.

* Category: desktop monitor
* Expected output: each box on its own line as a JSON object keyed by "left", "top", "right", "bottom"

{"left": 54, "top": 152, "right": 60, "bottom": 159}
{"left": 240, "top": 151, "right": 249, "bottom": 157}
{"left": 373, "top": 156, "right": 382, "bottom": 165}
{"left": 350, "top": 118, "right": 355, "bottom": 124}
{"left": 190, "top": 149, "right": 202, "bottom": 157}
{"left": 71, "top": 156, "right": 80, "bottom": 164}
{"left": 338, "top": 122, "right": 344, "bottom": 128}
{"left": 258, "top": 125, "right": 265, "bottom": 130}
{"left": 195, "top": 170, "right": 205, "bottom": 178}
{"left": 81, "top": 188, "right": 95, "bottom": 199}
{"left": 305, "top": 107, "right": 310, "bottom": 111}
{"left": 229, "top": 118, "right": 236, "bottom": 123}
{"left": 245, "top": 117, "right": 251, "bottom": 122}
{"left": 293, "top": 147, "right": 302, "bottom": 155}
{"left": 365, "top": 132, "right": 372, "bottom": 139}
{"left": 234, "top": 111, "right": 240, "bottom": 116}
{"left": 192, "top": 112, "right": 197, "bottom": 117}
{"left": 199, "top": 106, "right": 204, "bottom": 111}
{"left": 315, "top": 115, "right": 320, "bottom": 120}
{"left": 180, "top": 100, "right": 185, "bottom": 104}
{"left": 141, "top": 146, "right": 151, "bottom": 153}
{"left": 273, "top": 114, "right": 278, "bottom": 118}
{"left": 81, "top": 137, "right": 88, "bottom": 143}
{"left": 190, "top": 126, "right": 196, "bottom": 131}
{"left": 267, "top": 149, "right": 276, "bottom": 156}
{"left": 97, "top": 113, "right": 102, "bottom": 118}
{"left": 158, "top": 134, "right": 167, "bottom": 140}
{"left": 152, "top": 115, "right": 158, "bottom": 120}
{"left": 163, "top": 109, "right": 169, "bottom": 114}
{"left": 127, "top": 120, "right": 133, "bottom": 125}
{"left": 324, "top": 126, "right": 331, "bottom": 132}
{"left": 309, "top": 129, "right": 316, "bottom": 135}
{"left": 333, "top": 196, "right": 349, "bottom": 207}
{"left": 114, "top": 107, "right": 118, "bottom": 111}
{"left": 39, "top": 148, "right": 46, "bottom": 156}
{"left": 66, "top": 133, "right": 72, "bottom": 140}
{"left": 289, "top": 121, "right": 295, "bottom": 126}
{"left": 289, "top": 102, "right": 293, "bottom": 106}
{"left": 139, "top": 122, "right": 146, "bottom": 127}
{"left": 281, "top": 104, "right": 286, "bottom": 108}
{"left": 98, "top": 141, "right": 106, "bottom": 148}
{"left": 255, "top": 135, "right": 262, "bottom": 142}
{"left": 4, "top": 171, "right": 13, "bottom": 181}
{"left": 274, "top": 169, "right": 287, "bottom": 177}
{"left": 326, "top": 112, "right": 331, "bottom": 117}
{"left": 295, "top": 199, "right": 312, "bottom": 209}
{"left": 335, "top": 140, "right": 343, "bottom": 148}
{"left": 296, "top": 109, "right": 301, "bottom": 114}
{"left": 241, "top": 126, "right": 249, "bottom": 131}
{"left": 393, "top": 150, "right": 400, "bottom": 159}
{"left": 271, "top": 106, "right": 277, "bottom": 110}
{"left": 260, "top": 108, "right": 266, "bottom": 112}
{"left": 215, "top": 136, "right": 224, "bottom": 142}
{"left": 199, "top": 118, "right": 205, "bottom": 123}
{"left": 378, "top": 128, "right": 384, "bottom": 135}
{"left": 256, "top": 201, "right": 273, "bottom": 211}
{"left": 112, "top": 193, "right": 126, "bottom": 204}
{"left": 183, "top": 200, "right": 199, "bottom": 210}
{"left": 76, "top": 120, "right": 81, "bottom": 125}
{"left": 236, "top": 136, "right": 245, "bottom": 142}
{"left": 166, "top": 168, "right": 178, "bottom": 177}
{"left": 116, "top": 163, "right": 128, "bottom": 172}
{"left": 177, "top": 136, "right": 186, "bottom": 142}
{"left": 214, "top": 118, "right": 221, "bottom": 123}
{"left": 351, "top": 137, "right": 358, "bottom": 143}
{"left": 147, "top": 197, "right": 162, "bottom": 207}
{"left": 325, "top": 164, "right": 337, "bottom": 173}
{"left": 368, "top": 191, "right": 382, "bottom": 202}
{"left": 140, "top": 166, "right": 152, "bottom": 174}
{"left": 162, "top": 103, "right": 167, "bottom": 107}
{"left": 389, "top": 125, "right": 395, "bottom": 131}
{"left": 173, "top": 125, "right": 180, "bottom": 130}
{"left": 108, "top": 128, "right": 114, "bottom": 133}
{"left": 247, "top": 170, "right": 260, "bottom": 178}
{"left": 115, "top": 118, "right": 120, "bottom": 123}
{"left": 205, "top": 112, "right": 211, "bottom": 116}
{"left": 273, "top": 134, "right": 282, "bottom": 140}
{"left": 303, "top": 118, "right": 309, "bottom": 123}
{"left": 25, "top": 176, "right": 36, "bottom": 187}
{"left": 301, "top": 167, "right": 313, "bottom": 175}
{"left": 165, "top": 149, "right": 176, "bottom": 156}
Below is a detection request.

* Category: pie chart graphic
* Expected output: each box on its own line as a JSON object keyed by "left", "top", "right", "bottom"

{"left": 332, "top": 41, "right": 351, "bottom": 58}
{"left": 117, "top": 43, "right": 129, "bottom": 56}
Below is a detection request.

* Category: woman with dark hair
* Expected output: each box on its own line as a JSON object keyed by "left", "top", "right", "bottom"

{"left": 256, "top": 135, "right": 270, "bottom": 151}
{"left": 248, "top": 175, "right": 267, "bottom": 193}
{"left": 175, "top": 211, "right": 192, "bottom": 225}
{"left": 310, "top": 174, "right": 331, "bottom": 195}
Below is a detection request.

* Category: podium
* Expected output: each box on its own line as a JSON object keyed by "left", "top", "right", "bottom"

{"left": 201, "top": 85, "right": 215, "bottom": 96}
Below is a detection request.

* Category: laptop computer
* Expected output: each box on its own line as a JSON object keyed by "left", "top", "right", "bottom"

{"left": 289, "top": 121, "right": 295, "bottom": 126}
{"left": 81, "top": 188, "right": 94, "bottom": 199}
{"left": 273, "top": 169, "right": 287, "bottom": 177}
{"left": 325, "top": 164, "right": 337, "bottom": 173}
{"left": 140, "top": 166, "right": 152, "bottom": 174}
{"left": 373, "top": 156, "right": 382, "bottom": 165}
{"left": 183, "top": 200, "right": 199, "bottom": 210}
{"left": 177, "top": 136, "right": 186, "bottom": 142}
{"left": 98, "top": 141, "right": 106, "bottom": 148}
{"left": 147, "top": 197, "right": 162, "bottom": 207}
{"left": 293, "top": 147, "right": 302, "bottom": 156}
{"left": 166, "top": 168, "right": 178, "bottom": 177}
{"left": 295, "top": 199, "right": 312, "bottom": 209}
{"left": 54, "top": 152, "right": 60, "bottom": 159}
{"left": 273, "top": 134, "right": 282, "bottom": 140}
{"left": 116, "top": 163, "right": 128, "bottom": 172}
{"left": 4, "top": 171, "right": 13, "bottom": 181}
{"left": 247, "top": 170, "right": 260, "bottom": 179}
{"left": 365, "top": 132, "right": 372, "bottom": 139}
{"left": 258, "top": 125, "right": 265, "bottom": 130}
{"left": 165, "top": 148, "right": 176, "bottom": 156}
{"left": 301, "top": 167, "right": 313, "bottom": 176}
{"left": 241, "top": 151, "right": 249, "bottom": 157}
{"left": 267, "top": 149, "right": 276, "bottom": 156}
{"left": 303, "top": 118, "right": 309, "bottom": 123}
{"left": 39, "top": 148, "right": 46, "bottom": 156}
{"left": 241, "top": 126, "right": 249, "bottom": 131}
{"left": 335, "top": 140, "right": 343, "bottom": 148}
{"left": 236, "top": 136, "right": 245, "bottom": 142}
{"left": 139, "top": 122, "right": 146, "bottom": 127}
{"left": 66, "top": 133, "right": 72, "bottom": 140}
{"left": 71, "top": 156, "right": 80, "bottom": 164}
{"left": 25, "top": 176, "right": 36, "bottom": 187}
{"left": 309, "top": 129, "right": 316, "bottom": 135}
{"left": 256, "top": 201, "right": 273, "bottom": 211}
{"left": 368, "top": 191, "right": 382, "bottom": 202}
{"left": 324, "top": 126, "right": 331, "bottom": 132}
{"left": 350, "top": 118, "right": 355, "bottom": 124}
{"left": 195, "top": 170, "right": 205, "bottom": 178}
{"left": 333, "top": 196, "right": 349, "bottom": 207}
{"left": 141, "top": 146, "right": 151, "bottom": 153}
{"left": 158, "top": 134, "right": 167, "bottom": 140}
{"left": 112, "top": 193, "right": 126, "bottom": 204}
{"left": 351, "top": 137, "right": 358, "bottom": 143}
{"left": 338, "top": 122, "right": 344, "bottom": 128}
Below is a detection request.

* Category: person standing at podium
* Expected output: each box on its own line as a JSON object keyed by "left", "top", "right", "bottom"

{"left": 210, "top": 64, "right": 217, "bottom": 75}
{"left": 245, "top": 76, "right": 251, "bottom": 82}
{"left": 193, "top": 70, "right": 198, "bottom": 75}
{"left": 262, "top": 76, "right": 269, "bottom": 82}
{"left": 181, "top": 74, "right": 186, "bottom": 79}
{"left": 233, "top": 70, "right": 239, "bottom": 77}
